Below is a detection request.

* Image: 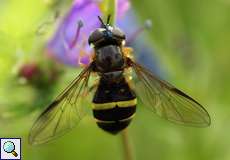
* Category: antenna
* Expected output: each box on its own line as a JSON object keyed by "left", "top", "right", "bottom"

{"left": 98, "top": 16, "right": 107, "bottom": 28}
{"left": 106, "top": 14, "right": 111, "bottom": 25}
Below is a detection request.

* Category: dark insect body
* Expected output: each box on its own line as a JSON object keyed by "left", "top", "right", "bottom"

{"left": 29, "top": 16, "right": 211, "bottom": 145}
{"left": 93, "top": 77, "right": 136, "bottom": 134}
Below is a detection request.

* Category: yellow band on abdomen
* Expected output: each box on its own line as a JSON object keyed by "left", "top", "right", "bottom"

{"left": 93, "top": 98, "right": 137, "bottom": 110}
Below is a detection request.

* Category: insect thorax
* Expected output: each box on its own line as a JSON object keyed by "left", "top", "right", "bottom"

{"left": 94, "top": 45, "right": 124, "bottom": 73}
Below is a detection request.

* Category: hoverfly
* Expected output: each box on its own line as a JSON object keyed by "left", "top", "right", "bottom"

{"left": 29, "top": 16, "right": 211, "bottom": 145}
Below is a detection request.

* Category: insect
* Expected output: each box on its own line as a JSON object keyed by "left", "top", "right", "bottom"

{"left": 29, "top": 16, "right": 211, "bottom": 145}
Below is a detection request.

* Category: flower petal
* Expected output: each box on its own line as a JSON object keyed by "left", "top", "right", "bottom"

{"left": 47, "top": 0, "right": 130, "bottom": 67}
{"left": 47, "top": 0, "right": 101, "bottom": 66}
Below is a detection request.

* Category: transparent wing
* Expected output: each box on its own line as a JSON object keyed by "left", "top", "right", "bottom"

{"left": 29, "top": 64, "right": 93, "bottom": 145}
{"left": 128, "top": 59, "right": 211, "bottom": 127}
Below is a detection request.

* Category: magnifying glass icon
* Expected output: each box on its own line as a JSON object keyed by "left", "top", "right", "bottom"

{"left": 3, "top": 141, "right": 18, "bottom": 157}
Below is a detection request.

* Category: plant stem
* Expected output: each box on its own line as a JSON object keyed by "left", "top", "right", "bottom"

{"left": 121, "top": 129, "right": 134, "bottom": 160}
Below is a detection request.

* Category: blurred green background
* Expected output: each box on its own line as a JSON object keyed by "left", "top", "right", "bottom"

{"left": 0, "top": 0, "right": 230, "bottom": 160}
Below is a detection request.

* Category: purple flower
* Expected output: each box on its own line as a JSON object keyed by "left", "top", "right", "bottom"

{"left": 46, "top": 0, "right": 161, "bottom": 76}
{"left": 116, "top": 10, "right": 162, "bottom": 76}
{"left": 46, "top": 0, "right": 130, "bottom": 66}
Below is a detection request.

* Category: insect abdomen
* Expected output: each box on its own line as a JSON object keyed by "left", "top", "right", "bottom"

{"left": 93, "top": 101, "right": 136, "bottom": 134}
{"left": 92, "top": 78, "right": 136, "bottom": 134}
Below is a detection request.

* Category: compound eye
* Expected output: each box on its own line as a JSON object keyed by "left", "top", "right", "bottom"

{"left": 88, "top": 28, "right": 105, "bottom": 45}
{"left": 112, "top": 27, "right": 126, "bottom": 40}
